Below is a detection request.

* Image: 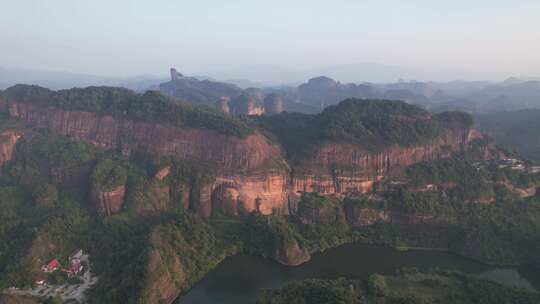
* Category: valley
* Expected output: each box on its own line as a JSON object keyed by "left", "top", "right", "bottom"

{"left": 0, "top": 85, "right": 540, "bottom": 304}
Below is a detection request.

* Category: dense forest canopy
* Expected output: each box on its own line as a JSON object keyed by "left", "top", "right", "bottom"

{"left": 0, "top": 96, "right": 539, "bottom": 303}
{"left": 476, "top": 109, "right": 540, "bottom": 163}
{"left": 257, "top": 269, "right": 540, "bottom": 304}
{"left": 256, "top": 98, "right": 474, "bottom": 160}
{"left": 1, "top": 87, "right": 475, "bottom": 160}
{"left": 1, "top": 85, "right": 252, "bottom": 137}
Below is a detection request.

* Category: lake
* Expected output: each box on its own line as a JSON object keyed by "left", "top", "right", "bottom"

{"left": 177, "top": 243, "right": 540, "bottom": 304}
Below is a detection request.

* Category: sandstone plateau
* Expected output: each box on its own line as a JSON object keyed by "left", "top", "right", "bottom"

{"left": 0, "top": 97, "right": 480, "bottom": 218}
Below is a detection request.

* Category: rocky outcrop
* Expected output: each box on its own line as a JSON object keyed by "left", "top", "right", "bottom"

{"left": 141, "top": 249, "right": 185, "bottom": 304}
{"left": 0, "top": 130, "right": 22, "bottom": 167}
{"left": 160, "top": 68, "right": 242, "bottom": 105}
{"left": 170, "top": 68, "right": 183, "bottom": 81}
{"left": 264, "top": 93, "right": 284, "bottom": 115}
{"left": 154, "top": 166, "right": 171, "bottom": 180}
{"left": 515, "top": 187, "right": 538, "bottom": 198}
{"left": 244, "top": 88, "right": 265, "bottom": 104}
{"left": 298, "top": 76, "right": 373, "bottom": 107}
{"left": 229, "top": 93, "right": 264, "bottom": 116}
{"left": 219, "top": 96, "right": 231, "bottom": 114}
{"left": 291, "top": 128, "right": 479, "bottom": 198}
{"left": 92, "top": 185, "right": 126, "bottom": 216}
{"left": 273, "top": 239, "right": 311, "bottom": 266}
{"left": 2, "top": 99, "right": 481, "bottom": 218}
{"left": 6, "top": 101, "right": 282, "bottom": 174}
{"left": 503, "top": 182, "right": 538, "bottom": 198}
{"left": 210, "top": 172, "right": 288, "bottom": 216}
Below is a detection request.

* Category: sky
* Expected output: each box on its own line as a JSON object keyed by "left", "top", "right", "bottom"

{"left": 1, "top": 0, "right": 539, "bottom": 82}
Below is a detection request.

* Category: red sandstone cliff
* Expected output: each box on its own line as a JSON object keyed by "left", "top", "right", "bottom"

{"left": 6, "top": 102, "right": 281, "bottom": 173}
{"left": 290, "top": 128, "right": 480, "bottom": 198}
{"left": 3, "top": 101, "right": 481, "bottom": 218}
{"left": 92, "top": 185, "right": 126, "bottom": 216}
{"left": 0, "top": 130, "right": 22, "bottom": 167}
{"left": 4, "top": 101, "right": 288, "bottom": 216}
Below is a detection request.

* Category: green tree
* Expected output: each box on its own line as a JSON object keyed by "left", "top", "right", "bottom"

{"left": 32, "top": 184, "right": 59, "bottom": 207}
{"left": 367, "top": 273, "right": 389, "bottom": 297}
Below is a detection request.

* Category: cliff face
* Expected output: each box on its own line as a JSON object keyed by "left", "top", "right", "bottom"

{"left": 0, "top": 130, "right": 22, "bottom": 167}
{"left": 298, "top": 76, "right": 373, "bottom": 107}
{"left": 92, "top": 185, "right": 126, "bottom": 216}
{"left": 6, "top": 102, "right": 281, "bottom": 173}
{"left": 3, "top": 100, "right": 480, "bottom": 218}
{"left": 291, "top": 128, "right": 479, "bottom": 197}
{"left": 273, "top": 240, "right": 311, "bottom": 266}
{"left": 142, "top": 249, "right": 185, "bottom": 304}
{"left": 160, "top": 69, "right": 242, "bottom": 105}
{"left": 5, "top": 101, "right": 288, "bottom": 217}
{"left": 209, "top": 172, "right": 288, "bottom": 216}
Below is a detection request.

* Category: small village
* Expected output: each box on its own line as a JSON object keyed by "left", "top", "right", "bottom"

{"left": 6, "top": 249, "right": 98, "bottom": 303}
{"left": 474, "top": 157, "right": 540, "bottom": 174}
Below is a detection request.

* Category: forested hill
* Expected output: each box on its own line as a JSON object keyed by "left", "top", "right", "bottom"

{"left": 256, "top": 98, "right": 474, "bottom": 158}
{"left": 1, "top": 86, "right": 475, "bottom": 156}
{"left": 476, "top": 109, "right": 540, "bottom": 163}
{"left": 1, "top": 84, "right": 252, "bottom": 137}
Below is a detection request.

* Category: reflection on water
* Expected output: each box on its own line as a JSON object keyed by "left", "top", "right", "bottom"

{"left": 479, "top": 269, "right": 535, "bottom": 291}
{"left": 178, "top": 243, "right": 540, "bottom": 304}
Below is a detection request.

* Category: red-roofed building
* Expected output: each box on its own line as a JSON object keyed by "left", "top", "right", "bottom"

{"left": 41, "top": 259, "right": 60, "bottom": 273}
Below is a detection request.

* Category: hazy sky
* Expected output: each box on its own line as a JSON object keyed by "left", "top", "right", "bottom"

{"left": 1, "top": 0, "right": 539, "bottom": 81}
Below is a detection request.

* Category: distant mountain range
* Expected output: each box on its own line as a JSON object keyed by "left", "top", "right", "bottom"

{"left": 476, "top": 109, "right": 540, "bottom": 162}
{"left": 0, "top": 67, "right": 166, "bottom": 92}
{"left": 3, "top": 66, "right": 540, "bottom": 115}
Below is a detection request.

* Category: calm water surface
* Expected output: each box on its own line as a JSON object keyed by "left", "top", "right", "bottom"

{"left": 177, "top": 243, "right": 540, "bottom": 304}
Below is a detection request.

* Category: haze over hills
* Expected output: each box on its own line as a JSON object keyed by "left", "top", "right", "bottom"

{"left": 4, "top": 65, "right": 540, "bottom": 164}
{"left": 3, "top": 1, "right": 540, "bottom": 304}
{"left": 2, "top": 83, "right": 540, "bottom": 304}
{"left": 0, "top": 67, "right": 167, "bottom": 91}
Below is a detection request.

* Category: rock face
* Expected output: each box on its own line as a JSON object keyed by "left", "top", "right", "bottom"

{"left": 160, "top": 68, "right": 242, "bottom": 105}
{"left": 273, "top": 239, "right": 311, "bottom": 266}
{"left": 92, "top": 185, "right": 126, "bottom": 216}
{"left": 142, "top": 249, "right": 185, "bottom": 304}
{"left": 229, "top": 93, "right": 265, "bottom": 116}
{"left": 290, "top": 128, "right": 478, "bottom": 198}
{"left": 219, "top": 96, "right": 231, "bottom": 114}
{"left": 244, "top": 87, "right": 265, "bottom": 104}
{"left": 0, "top": 130, "right": 22, "bottom": 167}
{"left": 503, "top": 182, "right": 539, "bottom": 198}
{"left": 5, "top": 101, "right": 281, "bottom": 173}
{"left": 2, "top": 100, "right": 480, "bottom": 218}
{"left": 154, "top": 166, "right": 171, "bottom": 180}
{"left": 209, "top": 172, "right": 289, "bottom": 216}
{"left": 264, "top": 93, "right": 284, "bottom": 115}
{"left": 298, "top": 76, "right": 373, "bottom": 107}
{"left": 170, "top": 68, "right": 183, "bottom": 81}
